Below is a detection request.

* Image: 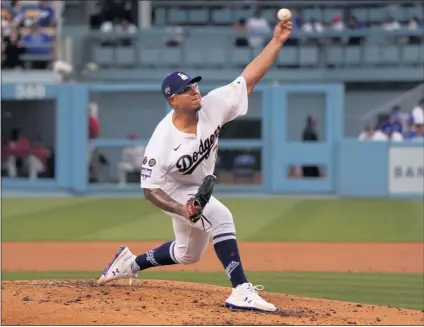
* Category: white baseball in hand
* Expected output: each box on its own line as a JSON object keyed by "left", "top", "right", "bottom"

{"left": 277, "top": 8, "right": 292, "bottom": 21}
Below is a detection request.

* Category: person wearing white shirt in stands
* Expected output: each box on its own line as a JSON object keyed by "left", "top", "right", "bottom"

{"left": 371, "top": 129, "right": 388, "bottom": 141}
{"left": 411, "top": 105, "right": 424, "bottom": 141}
{"left": 117, "top": 133, "right": 145, "bottom": 186}
{"left": 246, "top": 9, "right": 271, "bottom": 48}
{"left": 331, "top": 13, "right": 345, "bottom": 31}
{"left": 302, "top": 18, "right": 325, "bottom": 33}
{"left": 358, "top": 124, "right": 374, "bottom": 140}
{"left": 382, "top": 124, "right": 404, "bottom": 142}
{"left": 382, "top": 16, "right": 401, "bottom": 31}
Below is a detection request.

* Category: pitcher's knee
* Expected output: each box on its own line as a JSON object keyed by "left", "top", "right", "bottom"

{"left": 211, "top": 222, "right": 236, "bottom": 245}
{"left": 174, "top": 248, "right": 203, "bottom": 265}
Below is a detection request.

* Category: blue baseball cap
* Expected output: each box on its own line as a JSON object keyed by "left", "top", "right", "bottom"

{"left": 161, "top": 71, "right": 202, "bottom": 100}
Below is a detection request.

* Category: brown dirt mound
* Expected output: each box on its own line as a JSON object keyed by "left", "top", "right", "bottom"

{"left": 2, "top": 280, "right": 423, "bottom": 326}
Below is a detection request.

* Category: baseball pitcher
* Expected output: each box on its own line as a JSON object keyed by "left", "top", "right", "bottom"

{"left": 98, "top": 19, "right": 292, "bottom": 312}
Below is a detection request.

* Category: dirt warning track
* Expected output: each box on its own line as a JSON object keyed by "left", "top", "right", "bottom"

{"left": 2, "top": 241, "right": 423, "bottom": 273}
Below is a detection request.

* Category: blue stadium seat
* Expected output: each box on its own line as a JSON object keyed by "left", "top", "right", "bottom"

{"left": 207, "top": 48, "right": 227, "bottom": 66}
{"left": 185, "top": 34, "right": 229, "bottom": 48}
{"left": 251, "top": 46, "right": 263, "bottom": 57}
{"left": 402, "top": 45, "right": 421, "bottom": 64}
{"left": 345, "top": 46, "right": 361, "bottom": 66}
{"left": 211, "top": 8, "right": 233, "bottom": 24}
{"left": 93, "top": 47, "right": 113, "bottom": 66}
{"left": 302, "top": 8, "right": 323, "bottom": 21}
{"left": 185, "top": 47, "right": 227, "bottom": 67}
{"left": 390, "top": 9, "right": 406, "bottom": 22}
{"left": 326, "top": 46, "right": 344, "bottom": 66}
{"left": 368, "top": 7, "right": 386, "bottom": 23}
{"left": 351, "top": 8, "right": 367, "bottom": 22}
{"left": 116, "top": 48, "right": 136, "bottom": 66}
{"left": 262, "top": 9, "right": 277, "bottom": 23}
{"left": 188, "top": 9, "right": 208, "bottom": 24}
{"left": 380, "top": 45, "right": 400, "bottom": 65}
{"left": 154, "top": 8, "right": 166, "bottom": 25}
{"left": 299, "top": 46, "right": 319, "bottom": 66}
{"left": 365, "top": 26, "right": 386, "bottom": 45}
{"left": 139, "top": 48, "right": 160, "bottom": 66}
{"left": 407, "top": 6, "right": 424, "bottom": 20}
{"left": 364, "top": 46, "right": 380, "bottom": 65}
{"left": 234, "top": 8, "right": 253, "bottom": 21}
{"left": 169, "top": 9, "right": 188, "bottom": 25}
{"left": 277, "top": 47, "right": 298, "bottom": 66}
{"left": 161, "top": 48, "right": 182, "bottom": 67}
{"left": 231, "top": 48, "right": 252, "bottom": 66}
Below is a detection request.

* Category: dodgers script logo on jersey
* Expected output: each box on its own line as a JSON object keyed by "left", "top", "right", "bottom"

{"left": 176, "top": 126, "right": 221, "bottom": 175}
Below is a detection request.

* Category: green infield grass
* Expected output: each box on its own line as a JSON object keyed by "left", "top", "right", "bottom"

{"left": 2, "top": 198, "right": 423, "bottom": 242}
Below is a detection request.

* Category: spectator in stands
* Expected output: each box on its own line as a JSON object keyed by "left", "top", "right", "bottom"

{"left": 115, "top": 18, "right": 137, "bottom": 46}
{"left": 22, "top": 22, "right": 54, "bottom": 69}
{"left": 408, "top": 17, "right": 422, "bottom": 44}
{"left": 36, "top": 1, "right": 55, "bottom": 27}
{"left": 411, "top": 101, "right": 424, "bottom": 140}
{"left": 302, "top": 18, "right": 324, "bottom": 45}
{"left": 234, "top": 18, "right": 248, "bottom": 47}
{"left": 27, "top": 136, "right": 50, "bottom": 180}
{"left": 330, "top": 13, "right": 344, "bottom": 44}
{"left": 386, "top": 126, "right": 404, "bottom": 142}
{"left": 88, "top": 102, "right": 102, "bottom": 182}
{"left": 1, "top": 7, "right": 13, "bottom": 37}
{"left": 164, "top": 25, "right": 184, "bottom": 47}
{"left": 347, "top": 15, "right": 364, "bottom": 45}
{"left": 382, "top": 16, "right": 401, "bottom": 44}
{"left": 347, "top": 15, "right": 363, "bottom": 30}
{"left": 403, "top": 114, "right": 416, "bottom": 140}
{"left": 1, "top": 137, "right": 10, "bottom": 176}
{"left": 88, "top": 101, "right": 100, "bottom": 149}
{"left": 3, "top": 126, "right": 31, "bottom": 178}
{"left": 89, "top": 1, "right": 104, "bottom": 29}
{"left": 408, "top": 17, "right": 422, "bottom": 30}
{"left": 390, "top": 105, "right": 403, "bottom": 134}
{"left": 301, "top": 115, "right": 321, "bottom": 178}
{"left": 13, "top": 1, "right": 38, "bottom": 28}
{"left": 331, "top": 13, "right": 344, "bottom": 31}
{"left": 382, "top": 16, "right": 401, "bottom": 31}
{"left": 290, "top": 9, "right": 302, "bottom": 30}
{"left": 358, "top": 124, "right": 374, "bottom": 140}
{"left": 117, "top": 133, "right": 145, "bottom": 186}
{"left": 302, "top": 18, "right": 324, "bottom": 33}
{"left": 115, "top": 19, "right": 136, "bottom": 34}
{"left": 1, "top": 28, "right": 24, "bottom": 69}
{"left": 379, "top": 121, "right": 403, "bottom": 142}
{"left": 246, "top": 9, "right": 271, "bottom": 48}
{"left": 233, "top": 152, "right": 256, "bottom": 183}
{"left": 371, "top": 126, "right": 388, "bottom": 141}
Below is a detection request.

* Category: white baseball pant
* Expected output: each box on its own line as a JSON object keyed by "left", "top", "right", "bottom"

{"left": 163, "top": 195, "right": 237, "bottom": 265}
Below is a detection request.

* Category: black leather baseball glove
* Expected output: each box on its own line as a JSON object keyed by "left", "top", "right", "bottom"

{"left": 186, "top": 175, "right": 216, "bottom": 230}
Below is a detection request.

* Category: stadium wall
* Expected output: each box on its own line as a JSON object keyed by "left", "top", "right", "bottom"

{"left": 1, "top": 82, "right": 422, "bottom": 198}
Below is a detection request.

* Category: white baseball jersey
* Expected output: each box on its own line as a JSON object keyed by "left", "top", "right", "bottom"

{"left": 140, "top": 76, "right": 248, "bottom": 200}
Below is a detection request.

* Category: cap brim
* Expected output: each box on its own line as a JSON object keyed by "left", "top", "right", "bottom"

{"left": 190, "top": 76, "right": 202, "bottom": 83}
{"left": 173, "top": 76, "right": 202, "bottom": 95}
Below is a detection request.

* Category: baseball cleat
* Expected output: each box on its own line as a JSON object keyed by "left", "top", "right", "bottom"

{"left": 225, "top": 283, "right": 277, "bottom": 312}
{"left": 97, "top": 245, "right": 138, "bottom": 286}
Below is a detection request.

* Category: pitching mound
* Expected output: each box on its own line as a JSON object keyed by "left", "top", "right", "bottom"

{"left": 1, "top": 280, "right": 423, "bottom": 326}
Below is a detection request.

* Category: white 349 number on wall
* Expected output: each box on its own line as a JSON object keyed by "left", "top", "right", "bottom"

{"left": 15, "top": 84, "right": 46, "bottom": 99}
